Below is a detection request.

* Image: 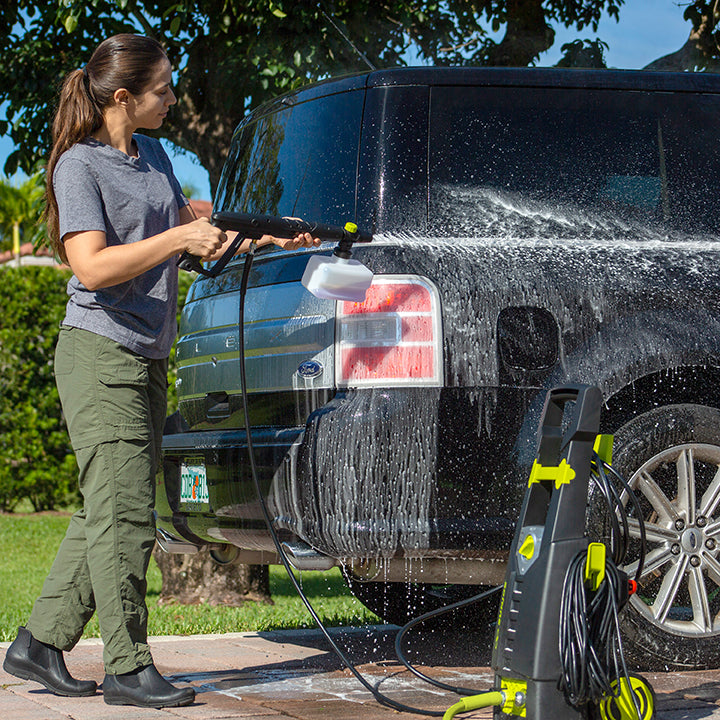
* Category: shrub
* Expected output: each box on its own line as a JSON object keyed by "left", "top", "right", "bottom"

{"left": 0, "top": 266, "right": 77, "bottom": 511}
{"left": 0, "top": 266, "right": 194, "bottom": 512}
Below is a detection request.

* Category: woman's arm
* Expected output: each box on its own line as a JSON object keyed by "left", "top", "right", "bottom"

{"left": 177, "top": 205, "right": 321, "bottom": 260}
{"left": 63, "top": 216, "right": 226, "bottom": 291}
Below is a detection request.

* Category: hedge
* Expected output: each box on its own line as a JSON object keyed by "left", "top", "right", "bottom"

{"left": 0, "top": 266, "right": 76, "bottom": 511}
{"left": 0, "top": 265, "right": 193, "bottom": 512}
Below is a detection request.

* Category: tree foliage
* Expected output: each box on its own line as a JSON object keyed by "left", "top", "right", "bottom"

{"left": 441, "top": 0, "right": 622, "bottom": 66}
{"left": 2, "top": 0, "right": 627, "bottom": 198}
{"left": 644, "top": 1, "right": 720, "bottom": 71}
{"left": 0, "top": 266, "right": 77, "bottom": 512}
{"left": 0, "top": 174, "right": 45, "bottom": 253}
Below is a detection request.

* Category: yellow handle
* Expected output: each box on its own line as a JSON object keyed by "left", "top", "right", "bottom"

{"left": 443, "top": 691, "right": 505, "bottom": 720}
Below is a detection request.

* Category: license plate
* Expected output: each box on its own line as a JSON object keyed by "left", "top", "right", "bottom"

{"left": 180, "top": 461, "right": 209, "bottom": 504}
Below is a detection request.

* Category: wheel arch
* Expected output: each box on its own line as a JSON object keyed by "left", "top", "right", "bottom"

{"left": 601, "top": 365, "right": 720, "bottom": 434}
{"left": 512, "top": 365, "right": 720, "bottom": 470}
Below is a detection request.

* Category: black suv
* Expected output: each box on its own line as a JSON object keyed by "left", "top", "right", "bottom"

{"left": 155, "top": 67, "right": 720, "bottom": 670}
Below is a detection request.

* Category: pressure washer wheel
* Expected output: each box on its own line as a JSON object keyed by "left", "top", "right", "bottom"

{"left": 597, "top": 674, "right": 655, "bottom": 720}
{"left": 606, "top": 403, "right": 720, "bottom": 671}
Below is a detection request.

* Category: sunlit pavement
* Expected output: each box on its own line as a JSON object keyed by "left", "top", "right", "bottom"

{"left": 2, "top": 625, "right": 720, "bottom": 719}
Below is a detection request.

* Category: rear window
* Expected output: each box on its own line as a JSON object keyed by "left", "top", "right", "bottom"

{"left": 215, "top": 90, "right": 363, "bottom": 226}
{"left": 429, "top": 86, "right": 720, "bottom": 239}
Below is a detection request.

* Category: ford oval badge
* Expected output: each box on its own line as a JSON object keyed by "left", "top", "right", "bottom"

{"left": 297, "top": 360, "right": 323, "bottom": 378}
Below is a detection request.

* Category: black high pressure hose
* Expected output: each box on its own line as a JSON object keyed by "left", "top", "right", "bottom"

{"left": 394, "top": 585, "right": 502, "bottom": 696}
{"left": 233, "top": 245, "right": 649, "bottom": 719}
{"left": 235, "top": 246, "right": 496, "bottom": 717}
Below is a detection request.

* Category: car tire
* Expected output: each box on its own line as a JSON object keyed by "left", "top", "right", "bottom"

{"left": 608, "top": 403, "right": 720, "bottom": 670}
{"left": 341, "top": 568, "right": 500, "bottom": 631}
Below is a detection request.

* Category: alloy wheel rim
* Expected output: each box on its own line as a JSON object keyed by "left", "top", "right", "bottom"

{"left": 622, "top": 443, "right": 720, "bottom": 637}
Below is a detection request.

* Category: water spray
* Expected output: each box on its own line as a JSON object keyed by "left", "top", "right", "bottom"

{"left": 178, "top": 219, "right": 654, "bottom": 719}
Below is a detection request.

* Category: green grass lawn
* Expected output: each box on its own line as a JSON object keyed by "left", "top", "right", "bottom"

{"left": 0, "top": 512, "right": 379, "bottom": 642}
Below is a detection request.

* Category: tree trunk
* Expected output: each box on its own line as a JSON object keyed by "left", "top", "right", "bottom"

{"left": 152, "top": 545, "right": 272, "bottom": 607}
{"left": 162, "top": 34, "right": 246, "bottom": 199}
{"left": 644, "top": 3, "right": 720, "bottom": 72}
{"left": 643, "top": 36, "right": 718, "bottom": 72}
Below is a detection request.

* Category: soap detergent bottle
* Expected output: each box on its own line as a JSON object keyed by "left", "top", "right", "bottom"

{"left": 301, "top": 222, "right": 373, "bottom": 302}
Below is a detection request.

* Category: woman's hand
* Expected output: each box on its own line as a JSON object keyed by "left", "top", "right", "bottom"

{"left": 262, "top": 216, "right": 322, "bottom": 251}
{"left": 265, "top": 231, "right": 322, "bottom": 251}
{"left": 182, "top": 217, "right": 227, "bottom": 259}
{"left": 176, "top": 209, "right": 321, "bottom": 260}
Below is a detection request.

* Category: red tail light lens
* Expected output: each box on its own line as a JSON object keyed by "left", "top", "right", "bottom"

{"left": 336, "top": 275, "right": 443, "bottom": 387}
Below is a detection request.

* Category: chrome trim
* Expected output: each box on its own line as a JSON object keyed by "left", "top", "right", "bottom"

{"left": 280, "top": 540, "right": 338, "bottom": 571}
{"left": 347, "top": 556, "right": 508, "bottom": 586}
{"left": 155, "top": 526, "right": 200, "bottom": 554}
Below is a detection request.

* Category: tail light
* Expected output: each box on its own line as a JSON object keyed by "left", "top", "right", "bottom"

{"left": 335, "top": 275, "right": 443, "bottom": 387}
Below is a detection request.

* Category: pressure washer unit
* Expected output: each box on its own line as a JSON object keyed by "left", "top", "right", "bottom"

{"left": 488, "top": 384, "right": 654, "bottom": 720}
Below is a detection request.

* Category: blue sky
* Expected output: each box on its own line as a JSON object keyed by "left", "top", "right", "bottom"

{"left": 0, "top": 1, "right": 693, "bottom": 202}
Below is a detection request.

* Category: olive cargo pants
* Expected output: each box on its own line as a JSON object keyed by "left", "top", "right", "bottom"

{"left": 27, "top": 326, "right": 168, "bottom": 674}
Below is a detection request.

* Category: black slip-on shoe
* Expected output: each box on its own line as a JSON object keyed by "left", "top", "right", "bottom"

{"left": 102, "top": 664, "right": 195, "bottom": 708}
{"left": 2, "top": 626, "right": 97, "bottom": 697}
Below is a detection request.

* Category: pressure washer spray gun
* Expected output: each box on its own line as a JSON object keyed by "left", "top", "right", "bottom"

{"left": 177, "top": 211, "right": 374, "bottom": 302}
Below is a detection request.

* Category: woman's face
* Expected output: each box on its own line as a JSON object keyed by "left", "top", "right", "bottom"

{"left": 130, "top": 58, "right": 176, "bottom": 130}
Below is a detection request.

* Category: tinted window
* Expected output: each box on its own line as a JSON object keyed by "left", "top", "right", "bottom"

{"left": 357, "top": 86, "right": 429, "bottom": 234}
{"left": 215, "top": 90, "right": 364, "bottom": 226}
{"left": 429, "top": 86, "right": 720, "bottom": 239}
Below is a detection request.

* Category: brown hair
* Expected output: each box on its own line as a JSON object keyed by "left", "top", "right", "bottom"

{"left": 45, "top": 34, "right": 168, "bottom": 261}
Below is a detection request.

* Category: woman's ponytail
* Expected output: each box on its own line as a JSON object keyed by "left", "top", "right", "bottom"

{"left": 45, "top": 68, "right": 103, "bottom": 262}
{"left": 44, "top": 35, "right": 167, "bottom": 263}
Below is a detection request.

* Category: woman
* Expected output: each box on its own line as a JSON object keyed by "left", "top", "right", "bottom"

{"left": 2, "top": 34, "right": 317, "bottom": 709}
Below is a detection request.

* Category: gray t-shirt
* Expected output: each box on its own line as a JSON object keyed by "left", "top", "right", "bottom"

{"left": 54, "top": 134, "right": 188, "bottom": 359}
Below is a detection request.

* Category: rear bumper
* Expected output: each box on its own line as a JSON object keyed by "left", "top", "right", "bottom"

{"left": 156, "top": 386, "right": 539, "bottom": 562}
